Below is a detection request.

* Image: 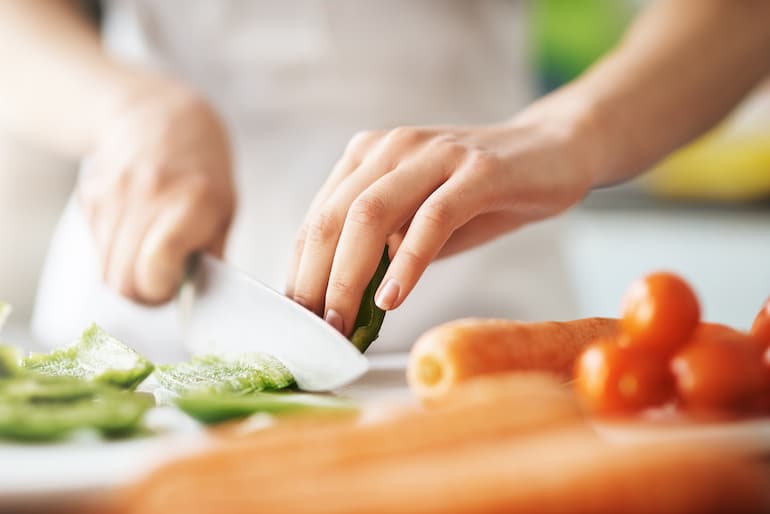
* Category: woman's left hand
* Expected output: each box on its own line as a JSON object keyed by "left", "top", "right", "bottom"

{"left": 286, "top": 106, "right": 602, "bottom": 336}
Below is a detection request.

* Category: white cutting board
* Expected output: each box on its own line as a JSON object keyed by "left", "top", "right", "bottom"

{"left": 0, "top": 408, "right": 206, "bottom": 509}
{"left": 1, "top": 355, "right": 767, "bottom": 510}
{"left": 0, "top": 354, "right": 411, "bottom": 510}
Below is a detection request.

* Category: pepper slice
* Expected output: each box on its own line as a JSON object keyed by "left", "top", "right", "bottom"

{"left": 350, "top": 247, "right": 390, "bottom": 352}
{"left": 23, "top": 324, "right": 155, "bottom": 390}
{"left": 176, "top": 391, "right": 358, "bottom": 424}
{"left": 0, "top": 374, "right": 154, "bottom": 441}
{"left": 155, "top": 353, "right": 295, "bottom": 397}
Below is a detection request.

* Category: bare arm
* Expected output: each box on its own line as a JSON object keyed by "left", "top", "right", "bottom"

{"left": 562, "top": 0, "right": 770, "bottom": 185}
{"left": 0, "top": 0, "right": 235, "bottom": 304}
{"left": 289, "top": 0, "right": 770, "bottom": 336}
{"left": 0, "top": 0, "right": 154, "bottom": 155}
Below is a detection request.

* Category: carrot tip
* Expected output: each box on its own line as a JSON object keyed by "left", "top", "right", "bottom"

{"left": 417, "top": 356, "right": 444, "bottom": 387}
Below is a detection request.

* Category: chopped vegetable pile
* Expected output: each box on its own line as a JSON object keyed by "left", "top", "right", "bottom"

{"left": 0, "top": 338, "right": 153, "bottom": 441}
{"left": 0, "top": 299, "right": 365, "bottom": 441}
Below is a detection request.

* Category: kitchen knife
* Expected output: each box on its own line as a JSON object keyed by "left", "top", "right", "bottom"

{"left": 32, "top": 198, "right": 369, "bottom": 390}
{"left": 180, "top": 254, "right": 369, "bottom": 391}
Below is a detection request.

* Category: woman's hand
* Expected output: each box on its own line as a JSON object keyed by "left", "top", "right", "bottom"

{"left": 286, "top": 103, "right": 601, "bottom": 335}
{"left": 78, "top": 81, "right": 236, "bottom": 304}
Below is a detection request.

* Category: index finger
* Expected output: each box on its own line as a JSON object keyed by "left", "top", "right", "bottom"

{"left": 285, "top": 130, "right": 383, "bottom": 297}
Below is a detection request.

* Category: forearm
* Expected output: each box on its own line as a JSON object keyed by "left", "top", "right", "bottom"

{"left": 527, "top": 0, "right": 770, "bottom": 187}
{"left": 0, "top": 0, "right": 165, "bottom": 156}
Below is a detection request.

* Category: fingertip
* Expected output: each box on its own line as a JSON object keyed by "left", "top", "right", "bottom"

{"left": 324, "top": 281, "right": 364, "bottom": 337}
{"left": 374, "top": 277, "right": 401, "bottom": 311}
{"left": 324, "top": 308, "right": 345, "bottom": 334}
{"left": 134, "top": 253, "right": 184, "bottom": 305}
{"left": 111, "top": 266, "right": 140, "bottom": 303}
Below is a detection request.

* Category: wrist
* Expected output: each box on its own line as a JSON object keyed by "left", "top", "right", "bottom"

{"left": 88, "top": 67, "right": 205, "bottom": 151}
{"left": 505, "top": 87, "right": 614, "bottom": 192}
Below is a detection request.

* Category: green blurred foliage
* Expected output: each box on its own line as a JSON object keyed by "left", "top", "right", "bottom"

{"left": 530, "top": 0, "right": 634, "bottom": 93}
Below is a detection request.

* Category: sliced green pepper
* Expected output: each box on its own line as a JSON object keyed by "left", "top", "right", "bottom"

{"left": 176, "top": 391, "right": 358, "bottom": 424}
{"left": 155, "top": 353, "right": 295, "bottom": 397}
{"left": 23, "top": 324, "right": 154, "bottom": 390}
{"left": 350, "top": 246, "right": 390, "bottom": 352}
{"left": 0, "top": 375, "right": 154, "bottom": 441}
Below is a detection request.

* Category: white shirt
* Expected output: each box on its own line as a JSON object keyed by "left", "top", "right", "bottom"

{"left": 96, "top": 1, "right": 578, "bottom": 350}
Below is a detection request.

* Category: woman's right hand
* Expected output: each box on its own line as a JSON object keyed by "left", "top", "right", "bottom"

{"left": 77, "top": 80, "right": 236, "bottom": 304}
{"left": 286, "top": 95, "right": 604, "bottom": 336}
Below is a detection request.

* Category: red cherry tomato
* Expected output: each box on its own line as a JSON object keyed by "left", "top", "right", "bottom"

{"left": 671, "top": 330, "right": 768, "bottom": 414}
{"left": 750, "top": 297, "right": 770, "bottom": 347}
{"left": 574, "top": 339, "right": 674, "bottom": 415}
{"left": 620, "top": 272, "right": 700, "bottom": 354}
{"left": 694, "top": 322, "right": 746, "bottom": 341}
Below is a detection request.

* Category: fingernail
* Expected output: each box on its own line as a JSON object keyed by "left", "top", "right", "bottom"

{"left": 375, "top": 278, "right": 400, "bottom": 310}
{"left": 325, "top": 309, "right": 345, "bottom": 334}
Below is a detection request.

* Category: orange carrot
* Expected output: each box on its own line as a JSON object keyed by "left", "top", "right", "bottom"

{"left": 111, "top": 373, "right": 578, "bottom": 511}
{"left": 112, "top": 424, "right": 769, "bottom": 514}
{"left": 408, "top": 317, "right": 618, "bottom": 401}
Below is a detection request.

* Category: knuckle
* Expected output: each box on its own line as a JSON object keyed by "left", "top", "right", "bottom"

{"left": 292, "top": 291, "right": 317, "bottom": 312}
{"left": 420, "top": 199, "right": 455, "bottom": 229}
{"left": 328, "top": 276, "right": 354, "bottom": 296}
{"left": 346, "top": 130, "right": 380, "bottom": 155}
{"left": 307, "top": 210, "right": 341, "bottom": 244}
{"left": 160, "top": 231, "right": 187, "bottom": 254}
{"left": 467, "top": 150, "right": 499, "bottom": 176}
{"left": 433, "top": 138, "right": 465, "bottom": 156}
{"left": 429, "top": 141, "right": 467, "bottom": 175}
{"left": 348, "top": 194, "right": 388, "bottom": 227}
{"left": 386, "top": 126, "right": 423, "bottom": 147}
{"left": 398, "top": 246, "right": 430, "bottom": 271}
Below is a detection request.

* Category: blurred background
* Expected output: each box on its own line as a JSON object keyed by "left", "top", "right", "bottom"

{"left": 1, "top": 0, "right": 768, "bottom": 347}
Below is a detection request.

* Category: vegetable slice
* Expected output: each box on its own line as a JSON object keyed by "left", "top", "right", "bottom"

{"left": 350, "top": 247, "right": 390, "bottom": 352}
{"left": 0, "top": 375, "right": 154, "bottom": 441}
{"left": 155, "top": 353, "right": 295, "bottom": 397}
{"left": 176, "top": 391, "right": 358, "bottom": 424}
{"left": 23, "top": 324, "right": 154, "bottom": 390}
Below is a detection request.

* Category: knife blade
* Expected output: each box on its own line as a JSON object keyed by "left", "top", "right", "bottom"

{"left": 179, "top": 255, "right": 369, "bottom": 391}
